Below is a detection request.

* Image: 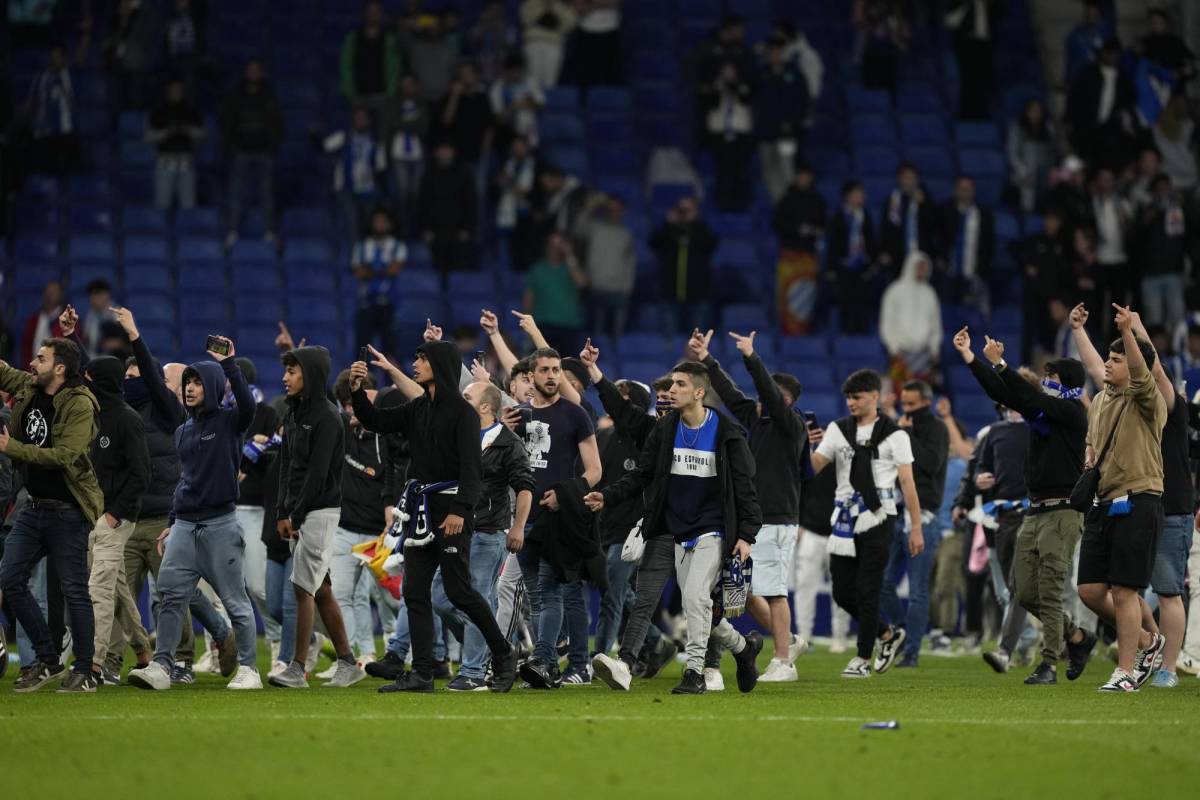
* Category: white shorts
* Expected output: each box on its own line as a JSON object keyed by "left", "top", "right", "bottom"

{"left": 290, "top": 508, "right": 340, "bottom": 596}
{"left": 751, "top": 523, "right": 799, "bottom": 597}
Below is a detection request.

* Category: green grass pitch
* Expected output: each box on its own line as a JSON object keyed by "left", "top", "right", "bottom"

{"left": 3, "top": 644, "right": 1198, "bottom": 798}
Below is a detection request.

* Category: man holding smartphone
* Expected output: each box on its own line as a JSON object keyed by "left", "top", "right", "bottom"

{"left": 129, "top": 336, "right": 263, "bottom": 691}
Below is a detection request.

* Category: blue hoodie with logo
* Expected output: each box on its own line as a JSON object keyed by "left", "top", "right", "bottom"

{"left": 171, "top": 357, "right": 256, "bottom": 523}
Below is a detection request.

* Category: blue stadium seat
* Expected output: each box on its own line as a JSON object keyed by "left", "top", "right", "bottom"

{"left": 397, "top": 270, "right": 442, "bottom": 298}
{"left": 68, "top": 262, "right": 120, "bottom": 291}
{"left": 233, "top": 269, "right": 284, "bottom": 293}
{"left": 447, "top": 299, "right": 485, "bottom": 327}
{"left": 720, "top": 303, "right": 766, "bottom": 331}
{"left": 14, "top": 262, "right": 62, "bottom": 292}
{"left": 124, "top": 261, "right": 173, "bottom": 292}
{"left": 178, "top": 236, "right": 224, "bottom": 262}
{"left": 23, "top": 175, "right": 62, "bottom": 202}
{"left": 543, "top": 146, "right": 588, "bottom": 178}
{"left": 123, "top": 205, "right": 168, "bottom": 234}
{"left": 126, "top": 294, "right": 176, "bottom": 324}
{"left": 904, "top": 145, "right": 957, "bottom": 178}
{"left": 899, "top": 113, "right": 949, "bottom": 145}
{"left": 587, "top": 117, "right": 635, "bottom": 143}
{"left": 896, "top": 85, "right": 943, "bottom": 113}
{"left": 590, "top": 148, "right": 641, "bottom": 180}
{"left": 544, "top": 87, "right": 581, "bottom": 112}
{"left": 176, "top": 208, "right": 221, "bottom": 235}
{"left": 957, "top": 148, "right": 1006, "bottom": 179}
{"left": 283, "top": 238, "right": 334, "bottom": 264}
{"left": 833, "top": 336, "right": 883, "bottom": 359}
{"left": 238, "top": 322, "right": 283, "bottom": 351}
{"left": 586, "top": 87, "right": 633, "bottom": 113}
{"left": 850, "top": 114, "right": 897, "bottom": 146}
{"left": 955, "top": 121, "right": 1000, "bottom": 146}
{"left": 15, "top": 237, "right": 62, "bottom": 262}
{"left": 779, "top": 337, "right": 829, "bottom": 360}
{"left": 124, "top": 235, "right": 170, "bottom": 261}
{"left": 69, "top": 207, "right": 114, "bottom": 233}
{"left": 281, "top": 208, "right": 334, "bottom": 238}
{"left": 120, "top": 142, "right": 157, "bottom": 169}
{"left": 807, "top": 146, "right": 851, "bottom": 179}
{"left": 801, "top": 393, "right": 843, "bottom": 423}
{"left": 713, "top": 239, "right": 758, "bottom": 272}
{"left": 846, "top": 87, "right": 890, "bottom": 112}
{"left": 790, "top": 365, "right": 838, "bottom": 393}
{"left": 286, "top": 265, "right": 337, "bottom": 293}
{"left": 179, "top": 296, "right": 231, "bottom": 324}
{"left": 540, "top": 113, "right": 585, "bottom": 144}
{"left": 118, "top": 111, "right": 147, "bottom": 139}
{"left": 69, "top": 235, "right": 116, "bottom": 261}
{"left": 854, "top": 146, "right": 900, "bottom": 176}
{"left": 396, "top": 296, "right": 445, "bottom": 323}
{"left": 446, "top": 271, "right": 497, "bottom": 299}
{"left": 15, "top": 204, "right": 61, "bottom": 234}
{"left": 229, "top": 239, "right": 278, "bottom": 264}
{"left": 68, "top": 175, "right": 113, "bottom": 204}
{"left": 621, "top": 359, "right": 668, "bottom": 386}
{"left": 617, "top": 332, "right": 669, "bottom": 357}
{"left": 179, "top": 267, "right": 227, "bottom": 292}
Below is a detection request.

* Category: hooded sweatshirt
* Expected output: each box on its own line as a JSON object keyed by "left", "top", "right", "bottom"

{"left": 127, "top": 335, "right": 184, "bottom": 519}
{"left": 351, "top": 340, "right": 482, "bottom": 523}
{"left": 880, "top": 252, "right": 943, "bottom": 357}
{"left": 278, "top": 346, "right": 345, "bottom": 529}
{"left": 172, "top": 357, "right": 255, "bottom": 524}
{"left": 86, "top": 355, "right": 151, "bottom": 522}
{"left": 233, "top": 357, "right": 280, "bottom": 507}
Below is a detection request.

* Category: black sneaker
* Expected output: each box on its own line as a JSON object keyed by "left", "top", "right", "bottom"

{"left": 1133, "top": 633, "right": 1166, "bottom": 688}
{"left": 379, "top": 672, "right": 434, "bottom": 694}
{"left": 1065, "top": 630, "right": 1097, "bottom": 681}
{"left": 13, "top": 661, "right": 66, "bottom": 693}
{"left": 490, "top": 647, "right": 518, "bottom": 693}
{"left": 57, "top": 671, "right": 98, "bottom": 693}
{"left": 365, "top": 652, "right": 407, "bottom": 681}
{"left": 983, "top": 649, "right": 1011, "bottom": 674}
{"left": 432, "top": 659, "right": 452, "bottom": 680}
{"left": 630, "top": 658, "right": 648, "bottom": 678}
{"left": 872, "top": 626, "right": 907, "bottom": 674}
{"left": 1023, "top": 661, "right": 1057, "bottom": 685}
{"left": 561, "top": 667, "right": 591, "bottom": 685}
{"left": 640, "top": 640, "right": 679, "bottom": 680}
{"left": 733, "top": 631, "right": 764, "bottom": 693}
{"left": 671, "top": 669, "right": 707, "bottom": 695}
{"left": 170, "top": 661, "right": 196, "bottom": 685}
{"left": 519, "top": 659, "right": 560, "bottom": 690}
{"left": 445, "top": 674, "right": 489, "bottom": 692}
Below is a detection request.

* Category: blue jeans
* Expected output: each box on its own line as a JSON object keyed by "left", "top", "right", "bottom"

{"left": 265, "top": 556, "right": 306, "bottom": 664}
{"left": 431, "top": 531, "right": 507, "bottom": 680}
{"left": 153, "top": 513, "right": 257, "bottom": 669}
{"left": 594, "top": 543, "right": 632, "bottom": 656}
{"left": 879, "top": 515, "right": 942, "bottom": 658}
{"left": 15, "top": 559, "right": 47, "bottom": 666}
{"left": 0, "top": 505, "right": 94, "bottom": 672}
{"left": 518, "top": 545, "right": 566, "bottom": 667}
{"left": 562, "top": 580, "right": 589, "bottom": 673}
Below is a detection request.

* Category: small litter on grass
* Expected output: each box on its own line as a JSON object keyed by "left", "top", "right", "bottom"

{"left": 861, "top": 721, "right": 900, "bottom": 731}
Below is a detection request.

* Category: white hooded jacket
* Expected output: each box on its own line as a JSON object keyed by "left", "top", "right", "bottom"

{"left": 879, "top": 251, "right": 943, "bottom": 357}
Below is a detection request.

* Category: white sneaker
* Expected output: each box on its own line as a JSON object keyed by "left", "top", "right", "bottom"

{"left": 227, "top": 665, "right": 263, "bottom": 690}
{"left": 591, "top": 653, "right": 631, "bottom": 691}
{"left": 315, "top": 663, "right": 338, "bottom": 680}
{"left": 194, "top": 637, "right": 217, "bottom": 674}
{"left": 268, "top": 660, "right": 288, "bottom": 678}
{"left": 841, "top": 657, "right": 871, "bottom": 679}
{"left": 305, "top": 633, "right": 327, "bottom": 674}
{"left": 1176, "top": 652, "right": 1200, "bottom": 675}
{"left": 787, "top": 634, "right": 810, "bottom": 665}
{"left": 759, "top": 658, "right": 799, "bottom": 682}
{"left": 323, "top": 660, "right": 367, "bottom": 688}
{"left": 269, "top": 639, "right": 281, "bottom": 665}
{"left": 128, "top": 661, "right": 172, "bottom": 691}
{"left": 829, "top": 638, "right": 848, "bottom": 655}
{"left": 703, "top": 667, "right": 725, "bottom": 691}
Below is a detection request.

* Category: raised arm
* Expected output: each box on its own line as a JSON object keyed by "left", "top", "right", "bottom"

{"left": 952, "top": 326, "right": 1023, "bottom": 412}
{"left": 738, "top": 333, "right": 802, "bottom": 439}
{"left": 365, "top": 344, "right": 422, "bottom": 401}
{"left": 115, "top": 307, "right": 185, "bottom": 428}
{"left": 581, "top": 339, "right": 656, "bottom": 448}
{"left": 687, "top": 328, "right": 757, "bottom": 429}
{"left": 480, "top": 309, "right": 520, "bottom": 373}
{"left": 1114, "top": 304, "right": 1164, "bottom": 419}
{"left": 1068, "top": 304, "right": 1106, "bottom": 388}
{"left": 1130, "top": 308, "right": 1177, "bottom": 412}
{"left": 216, "top": 340, "right": 255, "bottom": 433}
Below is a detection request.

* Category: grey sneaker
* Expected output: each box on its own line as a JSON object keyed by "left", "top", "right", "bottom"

{"left": 14, "top": 661, "right": 67, "bottom": 693}
{"left": 323, "top": 660, "right": 366, "bottom": 688}
{"left": 268, "top": 662, "right": 309, "bottom": 689}
{"left": 57, "top": 671, "right": 98, "bottom": 693}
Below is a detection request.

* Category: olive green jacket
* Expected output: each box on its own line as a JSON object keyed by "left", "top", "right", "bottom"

{"left": 0, "top": 363, "right": 103, "bottom": 522}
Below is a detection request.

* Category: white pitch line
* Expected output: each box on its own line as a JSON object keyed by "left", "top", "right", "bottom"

{"left": 0, "top": 713, "right": 1192, "bottom": 727}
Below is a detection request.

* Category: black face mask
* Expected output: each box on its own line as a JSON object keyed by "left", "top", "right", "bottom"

{"left": 124, "top": 376, "right": 151, "bottom": 407}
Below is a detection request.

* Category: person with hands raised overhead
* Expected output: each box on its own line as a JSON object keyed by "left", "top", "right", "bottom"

{"left": 128, "top": 336, "right": 264, "bottom": 691}
{"left": 1070, "top": 304, "right": 1172, "bottom": 691}
{"left": 807, "top": 368, "right": 923, "bottom": 679}
{"left": 585, "top": 361, "right": 764, "bottom": 695}
{"left": 951, "top": 324, "right": 1094, "bottom": 685}
{"left": 346, "top": 337, "right": 520, "bottom": 693}
{"left": 689, "top": 327, "right": 808, "bottom": 683}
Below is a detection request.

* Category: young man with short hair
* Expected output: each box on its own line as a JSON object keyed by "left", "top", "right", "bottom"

{"left": 515, "top": 348, "right": 602, "bottom": 688}
{"left": 691, "top": 328, "right": 807, "bottom": 681}
{"left": 1075, "top": 305, "right": 1169, "bottom": 692}
{"left": 0, "top": 338, "right": 104, "bottom": 692}
{"left": 952, "top": 326, "right": 1095, "bottom": 684}
{"left": 586, "top": 362, "right": 764, "bottom": 695}
{"left": 809, "top": 369, "right": 924, "bottom": 679}
{"left": 128, "top": 338, "right": 262, "bottom": 690}
{"left": 349, "top": 340, "right": 519, "bottom": 692}
{"left": 878, "top": 379, "right": 948, "bottom": 667}
{"left": 269, "top": 346, "right": 364, "bottom": 689}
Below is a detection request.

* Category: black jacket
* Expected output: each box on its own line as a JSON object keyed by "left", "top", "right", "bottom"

{"left": 650, "top": 220, "right": 719, "bottom": 304}
{"left": 220, "top": 79, "right": 284, "bottom": 152}
{"left": 772, "top": 185, "right": 827, "bottom": 253}
{"left": 127, "top": 335, "right": 183, "bottom": 519}
{"left": 532, "top": 477, "right": 607, "bottom": 587}
{"left": 596, "top": 376, "right": 657, "bottom": 450}
{"left": 954, "top": 419, "right": 1029, "bottom": 508}
{"left": 879, "top": 190, "right": 938, "bottom": 268}
{"left": 903, "top": 406, "right": 949, "bottom": 514}
{"left": 476, "top": 423, "right": 535, "bottom": 533}
{"left": 703, "top": 351, "right": 805, "bottom": 525}
{"left": 339, "top": 409, "right": 405, "bottom": 536}
{"left": 419, "top": 161, "right": 477, "bottom": 234}
{"left": 352, "top": 340, "right": 482, "bottom": 525}
{"left": 279, "top": 346, "right": 344, "bottom": 528}
{"left": 799, "top": 465, "right": 836, "bottom": 535}
{"left": 594, "top": 376, "right": 653, "bottom": 545}
{"left": 825, "top": 207, "right": 877, "bottom": 272}
{"left": 238, "top": 401, "right": 280, "bottom": 507}
{"left": 967, "top": 359, "right": 1086, "bottom": 500}
{"left": 936, "top": 202, "right": 995, "bottom": 279}
{"left": 602, "top": 408, "right": 761, "bottom": 558}
{"left": 85, "top": 356, "right": 151, "bottom": 522}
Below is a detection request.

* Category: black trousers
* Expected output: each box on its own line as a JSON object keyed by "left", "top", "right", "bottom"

{"left": 403, "top": 514, "right": 510, "bottom": 679}
{"left": 830, "top": 518, "right": 894, "bottom": 660}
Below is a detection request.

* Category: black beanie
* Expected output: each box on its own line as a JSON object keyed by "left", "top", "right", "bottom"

{"left": 235, "top": 357, "right": 258, "bottom": 384}
{"left": 1047, "top": 358, "right": 1085, "bottom": 390}
{"left": 560, "top": 357, "right": 591, "bottom": 389}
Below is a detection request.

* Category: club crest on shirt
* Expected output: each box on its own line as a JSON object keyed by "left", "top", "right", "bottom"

{"left": 99, "top": 436, "right": 110, "bottom": 449}
{"left": 623, "top": 458, "right": 637, "bottom": 471}
{"left": 525, "top": 420, "right": 550, "bottom": 469}
{"left": 24, "top": 409, "right": 48, "bottom": 446}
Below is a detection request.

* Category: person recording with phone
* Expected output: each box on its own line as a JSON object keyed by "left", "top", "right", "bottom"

{"left": 129, "top": 335, "right": 263, "bottom": 691}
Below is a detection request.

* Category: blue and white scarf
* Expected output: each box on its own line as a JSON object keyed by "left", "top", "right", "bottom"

{"left": 828, "top": 490, "right": 891, "bottom": 558}
{"left": 388, "top": 479, "right": 460, "bottom": 548}
{"left": 1027, "top": 379, "right": 1082, "bottom": 436}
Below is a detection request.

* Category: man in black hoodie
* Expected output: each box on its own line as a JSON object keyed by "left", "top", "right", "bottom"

{"left": 952, "top": 326, "right": 1097, "bottom": 685}
{"left": 878, "top": 380, "right": 948, "bottom": 668}
{"left": 691, "top": 328, "right": 808, "bottom": 682}
{"left": 80, "top": 355, "right": 150, "bottom": 684}
{"left": 586, "top": 361, "right": 764, "bottom": 695}
{"left": 349, "top": 340, "right": 519, "bottom": 692}
{"left": 128, "top": 337, "right": 261, "bottom": 691}
{"left": 269, "top": 346, "right": 362, "bottom": 689}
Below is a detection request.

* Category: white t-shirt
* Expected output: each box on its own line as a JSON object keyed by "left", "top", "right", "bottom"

{"left": 816, "top": 419, "right": 913, "bottom": 515}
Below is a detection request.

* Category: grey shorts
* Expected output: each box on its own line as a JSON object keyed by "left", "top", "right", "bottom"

{"left": 290, "top": 508, "right": 341, "bottom": 596}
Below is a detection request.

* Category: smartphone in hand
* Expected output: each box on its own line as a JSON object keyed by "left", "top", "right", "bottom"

{"left": 358, "top": 346, "right": 369, "bottom": 363}
{"left": 206, "top": 335, "right": 231, "bottom": 357}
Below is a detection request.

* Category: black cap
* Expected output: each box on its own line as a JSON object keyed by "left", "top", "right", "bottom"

{"left": 561, "top": 357, "right": 591, "bottom": 389}
{"left": 1046, "top": 358, "right": 1085, "bottom": 390}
